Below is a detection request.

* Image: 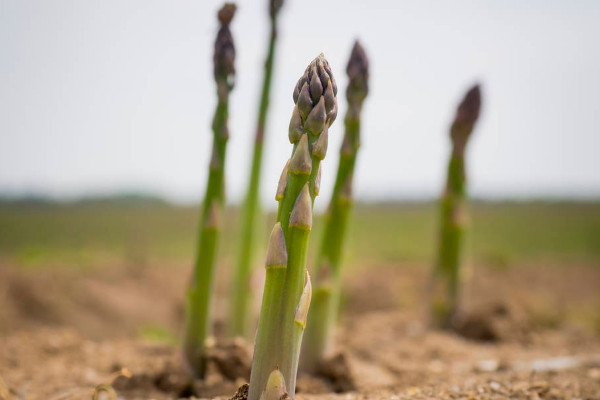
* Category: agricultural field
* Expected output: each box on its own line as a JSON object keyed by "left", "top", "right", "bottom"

{"left": 1, "top": 201, "right": 599, "bottom": 270}
{"left": 1, "top": 200, "right": 599, "bottom": 399}
{"left": 2, "top": 2, "right": 600, "bottom": 398}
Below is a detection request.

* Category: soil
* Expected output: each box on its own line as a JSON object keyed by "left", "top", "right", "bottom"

{"left": 1, "top": 260, "right": 599, "bottom": 399}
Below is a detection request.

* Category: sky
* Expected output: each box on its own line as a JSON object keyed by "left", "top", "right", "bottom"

{"left": 1, "top": 0, "right": 599, "bottom": 206}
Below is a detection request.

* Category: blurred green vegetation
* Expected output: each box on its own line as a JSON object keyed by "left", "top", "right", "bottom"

{"left": 138, "top": 324, "right": 180, "bottom": 345}
{"left": 0, "top": 200, "right": 598, "bottom": 269}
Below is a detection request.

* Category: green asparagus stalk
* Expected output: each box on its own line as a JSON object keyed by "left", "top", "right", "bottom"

{"left": 431, "top": 84, "right": 481, "bottom": 329}
{"left": 229, "top": 0, "right": 285, "bottom": 338}
{"left": 183, "top": 3, "right": 236, "bottom": 379}
{"left": 248, "top": 54, "right": 338, "bottom": 400}
{"left": 300, "top": 41, "right": 369, "bottom": 371}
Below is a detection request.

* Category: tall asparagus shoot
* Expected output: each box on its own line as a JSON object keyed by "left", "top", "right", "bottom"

{"left": 301, "top": 41, "right": 369, "bottom": 371}
{"left": 431, "top": 84, "right": 481, "bottom": 329}
{"left": 248, "top": 54, "right": 338, "bottom": 400}
{"left": 183, "top": 3, "right": 236, "bottom": 379}
{"left": 229, "top": 0, "right": 285, "bottom": 338}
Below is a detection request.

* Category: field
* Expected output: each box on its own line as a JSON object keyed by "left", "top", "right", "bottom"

{"left": 2, "top": 200, "right": 599, "bottom": 270}
{"left": 1, "top": 201, "right": 600, "bottom": 399}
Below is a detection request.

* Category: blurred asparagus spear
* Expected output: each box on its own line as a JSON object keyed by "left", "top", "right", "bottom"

{"left": 183, "top": 3, "right": 236, "bottom": 379}
{"left": 301, "top": 41, "right": 369, "bottom": 371}
{"left": 229, "top": 0, "right": 285, "bottom": 338}
{"left": 431, "top": 84, "right": 481, "bottom": 329}
{"left": 248, "top": 54, "right": 338, "bottom": 400}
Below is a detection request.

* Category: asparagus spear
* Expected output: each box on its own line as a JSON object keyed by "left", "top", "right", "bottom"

{"left": 301, "top": 41, "right": 369, "bottom": 371}
{"left": 183, "top": 3, "right": 236, "bottom": 379}
{"left": 431, "top": 84, "right": 481, "bottom": 329}
{"left": 248, "top": 54, "right": 338, "bottom": 400}
{"left": 229, "top": 0, "right": 286, "bottom": 338}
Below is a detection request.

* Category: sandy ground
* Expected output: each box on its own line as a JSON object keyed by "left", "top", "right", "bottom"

{"left": 1, "top": 261, "right": 599, "bottom": 399}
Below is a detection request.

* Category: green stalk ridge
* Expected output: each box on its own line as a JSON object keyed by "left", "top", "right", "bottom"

{"left": 248, "top": 54, "right": 338, "bottom": 400}
{"left": 301, "top": 41, "right": 370, "bottom": 371}
{"left": 431, "top": 84, "right": 482, "bottom": 329}
{"left": 229, "top": 0, "right": 285, "bottom": 338}
{"left": 183, "top": 3, "right": 236, "bottom": 379}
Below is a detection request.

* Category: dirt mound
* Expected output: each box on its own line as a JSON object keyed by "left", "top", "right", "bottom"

{"left": 0, "top": 263, "right": 188, "bottom": 339}
{"left": 205, "top": 338, "right": 252, "bottom": 381}
{"left": 315, "top": 352, "right": 356, "bottom": 393}
{"left": 2, "top": 261, "right": 599, "bottom": 342}
{"left": 453, "top": 302, "right": 531, "bottom": 342}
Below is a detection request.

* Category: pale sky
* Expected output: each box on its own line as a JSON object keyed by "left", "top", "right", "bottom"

{"left": 1, "top": 0, "right": 599, "bottom": 206}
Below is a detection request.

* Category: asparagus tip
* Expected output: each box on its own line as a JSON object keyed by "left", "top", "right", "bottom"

{"left": 265, "top": 222, "right": 287, "bottom": 268}
{"left": 293, "top": 54, "right": 338, "bottom": 129}
{"left": 456, "top": 84, "right": 481, "bottom": 126}
{"left": 260, "top": 367, "right": 288, "bottom": 400}
{"left": 269, "top": 0, "right": 284, "bottom": 19}
{"left": 289, "top": 183, "right": 312, "bottom": 230}
{"left": 451, "top": 84, "right": 482, "bottom": 152}
{"left": 217, "top": 3, "right": 237, "bottom": 25}
{"left": 214, "top": 3, "right": 237, "bottom": 88}
{"left": 346, "top": 40, "right": 369, "bottom": 101}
